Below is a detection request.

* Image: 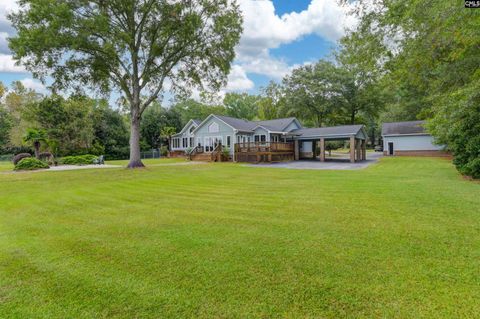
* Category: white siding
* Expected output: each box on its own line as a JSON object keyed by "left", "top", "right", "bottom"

{"left": 383, "top": 135, "right": 443, "bottom": 151}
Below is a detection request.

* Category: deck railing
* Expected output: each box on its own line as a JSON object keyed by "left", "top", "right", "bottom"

{"left": 234, "top": 142, "right": 294, "bottom": 153}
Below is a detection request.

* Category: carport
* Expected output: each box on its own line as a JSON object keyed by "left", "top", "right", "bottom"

{"left": 291, "top": 125, "right": 368, "bottom": 163}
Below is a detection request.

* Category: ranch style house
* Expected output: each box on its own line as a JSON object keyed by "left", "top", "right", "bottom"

{"left": 170, "top": 114, "right": 368, "bottom": 163}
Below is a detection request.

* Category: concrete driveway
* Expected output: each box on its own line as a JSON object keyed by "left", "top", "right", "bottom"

{"left": 246, "top": 152, "right": 383, "bottom": 170}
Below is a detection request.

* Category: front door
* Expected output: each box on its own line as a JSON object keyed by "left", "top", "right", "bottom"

{"left": 388, "top": 142, "right": 394, "bottom": 156}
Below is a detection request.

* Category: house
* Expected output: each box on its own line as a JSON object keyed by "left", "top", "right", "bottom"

{"left": 170, "top": 119, "right": 201, "bottom": 156}
{"left": 171, "top": 114, "right": 369, "bottom": 163}
{"left": 381, "top": 120, "right": 447, "bottom": 156}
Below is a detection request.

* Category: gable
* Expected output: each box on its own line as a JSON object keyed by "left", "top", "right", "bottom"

{"left": 195, "top": 116, "right": 235, "bottom": 136}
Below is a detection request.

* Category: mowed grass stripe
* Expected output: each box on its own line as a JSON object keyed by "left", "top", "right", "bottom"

{"left": 0, "top": 157, "right": 479, "bottom": 318}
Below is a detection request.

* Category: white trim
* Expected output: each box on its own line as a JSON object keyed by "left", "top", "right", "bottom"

{"left": 382, "top": 133, "right": 430, "bottom": 137}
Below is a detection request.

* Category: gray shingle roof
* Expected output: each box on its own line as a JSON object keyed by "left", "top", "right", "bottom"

{"left": 292, "top": 125, "right": 364, "bottom": 139}
{"left": 214, "top": 115, "right": 257, "bottom": 132}
{"left": 213, "top": 115, "right": 299, "bottom": 132}
{"left": 382, "top": 121, "right": 427, "bottom": 136}
{"left": 192, "top": 119, "right": 201, "bottom": 126}
{"left": 255, "top": 117, "right": 299, "bottom": 131}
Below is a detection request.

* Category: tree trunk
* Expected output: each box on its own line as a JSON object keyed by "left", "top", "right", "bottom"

{"left": 127, "top": 115, "right": 145, "bottom": 168}
{"left": 34, "top": 141, "right": 40, "bottom": 159}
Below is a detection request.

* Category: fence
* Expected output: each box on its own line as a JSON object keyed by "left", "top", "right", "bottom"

{"left": 140, "top": 149, "right": 162, "bottom": 159}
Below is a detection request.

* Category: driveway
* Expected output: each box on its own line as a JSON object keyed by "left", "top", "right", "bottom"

{"left": 246, "top": 152, "right": 383, "bottom": 170}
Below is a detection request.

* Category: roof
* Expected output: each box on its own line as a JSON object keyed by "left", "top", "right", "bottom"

{"left": 255, "top": 117, "right": 299, "bottom": 131}
{"left": 173, "top": 119, "right": 202, "bottom": 136}
{"left": 292, "top": 125, "right": 365, "bottom": 139}
{"left": 200, "top": 114, "right": 300, "bottom": 133}
{"left": 214, "top": 115, "right": 257, "bottom": 132}
{"left": 382, "top": 121, "right": 428, "bottom": 136}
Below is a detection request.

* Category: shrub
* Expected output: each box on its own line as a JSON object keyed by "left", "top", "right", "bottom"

{"left": 14, "top": 157, "right": 49, "bottom": 171}
{"left": 13, "top": 153, "right": 32, "bottom": 165}
{"left": 60, "top": 154, "right": 98, "bottom": 165}
{"left": 160, "top": 146, "right": 169, "bottom": 156}
{"left": 39, "top": 152, "right": 54, "bottom": 165}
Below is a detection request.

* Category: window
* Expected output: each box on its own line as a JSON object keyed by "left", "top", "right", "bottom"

{"left": 182, "top": 138, "right": 188, "bottom": 148}
{"left": 237, "top": 135, "right": 241, "bottom": 143}
{"left": 226, "top": 136, "right": 231, "bottom": 147}
{"left": 260, "top": 135, "right": 266, "bottom": 142}
{"left": 208, "top": 122, "right": 219, "bottom": 133}
{"left": 190, "top": 137, "right": 194, "bottom": 147}
{"left": 254, "top": 135, "right": 260, "bottom": 142}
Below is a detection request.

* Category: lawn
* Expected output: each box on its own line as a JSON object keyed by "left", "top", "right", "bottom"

{"left": 0, "top": 161, "right": 13, "bottom": 172}
{"left": 106, "top": 157, "right": 186, "bottom": 166}
{"left": 0, "top": 157, "right": 479, "bottom": 318}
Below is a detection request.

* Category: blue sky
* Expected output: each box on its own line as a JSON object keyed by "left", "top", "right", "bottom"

{"left": 0, "top": 0, "right": 355, "bottom": 97}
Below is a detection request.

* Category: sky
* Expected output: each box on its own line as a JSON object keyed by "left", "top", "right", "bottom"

{"left": 0, "top": 0, "right": 356, "bottom": 98}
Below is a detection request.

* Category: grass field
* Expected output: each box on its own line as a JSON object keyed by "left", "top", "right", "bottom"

{"left": 0, "top": 157, "right": 479, "bottom": 318}
{"left": 106, "top": 157, "right": 186, "bottom": 166}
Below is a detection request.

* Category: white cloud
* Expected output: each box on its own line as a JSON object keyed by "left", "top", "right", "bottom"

{"left": 225, "top": 0, "right": 357, "bottom": 90}
{"left": 0, "top": 54, "right": 25, "bottom": 72}
{"left": 20, "top": 78, "right": 46, "bottom": 92}
{"left": 225, "top": 65, "right": 255, "bottom": 91}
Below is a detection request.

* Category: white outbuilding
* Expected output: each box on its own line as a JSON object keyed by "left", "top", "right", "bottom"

{"left": 382, "top": 121, "right": 447, "bottom": 156}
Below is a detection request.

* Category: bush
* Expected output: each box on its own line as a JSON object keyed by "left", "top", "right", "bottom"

{"left": 160, "top": 146, "right": 168, "bottom": 156}
{"left": 39, "top": 152, "right": 54, "bottom": 165}
{"left": 13, "top": 153, "right": 32, "bottom": 165}
{"left": 60, "top": 154, "right": 98, "bottom": 165}
{"left": 14, "top": 158, "right": 49, "bottom": 171}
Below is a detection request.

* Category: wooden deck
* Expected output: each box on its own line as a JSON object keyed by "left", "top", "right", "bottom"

{"left": 234, "top": 142, "right": 294, "bottom": 163}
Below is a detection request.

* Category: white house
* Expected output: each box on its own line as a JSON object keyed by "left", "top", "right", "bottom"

{"left": 382, "top": 121, "right": 447, "bottom": 156}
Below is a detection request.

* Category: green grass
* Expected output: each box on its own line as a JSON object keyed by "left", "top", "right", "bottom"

{"left": 0, "top": 161, "right": 13, "bottom": 172}
{"left": 0, "top": 157, "right": 479, "bottom": 318}
{"left": 106, "top": 157, "right": 186, "bottom": 166}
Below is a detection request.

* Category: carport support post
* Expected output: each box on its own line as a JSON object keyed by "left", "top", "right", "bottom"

{"left": 320, "top": 138, "right": 325, "bottom": 162}
{"left": 294, "top": 140, "right": 299, "bottom": 160}
{"left": 362, "top": 140, "right": 366, "bottom": 161}
{"left": 350, "top": 136, "right": 356, "bottom": 163}
{"left": 356, "top": 138, "right": 361, "bottom": 161}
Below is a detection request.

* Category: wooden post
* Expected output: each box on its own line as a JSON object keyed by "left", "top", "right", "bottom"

{"left": 356, "top": 139, "right": 361, "bottom": 161}
{"left": 294, "top": 140, "right": 299, "bottom": 160}
{"left": 350, "top": 136, "right": 355, "bottom": 163}
{"left": 362, "top": 140, "right": 366, "bottom": 161}
{"left": 320, "top": 138, "right": 325, "bottom": 162}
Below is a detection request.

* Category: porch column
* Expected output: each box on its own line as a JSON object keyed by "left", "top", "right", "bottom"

{"left": 362, "top": 140, "right": 366, "bottom": 161}
{"left": 320, "top": 138, "right": 325, "bottom": 162}
{"left": 350, "top": 136, "right": 355, "bottom": 163}
{"left": 356, "top": 139, "right": 361, "bottom": 161}
{"left": 294, "top": 140, "right": 299, "bottom": 160}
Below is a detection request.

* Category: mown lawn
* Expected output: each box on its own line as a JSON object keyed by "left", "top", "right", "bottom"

{"left": 106, "top": 157, "right": 186, "bottom": 166}
{"left": 0, "top": 161, "right": 13, "bottom": 172}
{"left": 0, "top": 157, "right": 479, "bottom": 318}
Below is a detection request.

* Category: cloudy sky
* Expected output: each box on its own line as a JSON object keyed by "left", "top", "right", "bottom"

{"left": 0, "top": 0, "right": 355, "bottom": 95}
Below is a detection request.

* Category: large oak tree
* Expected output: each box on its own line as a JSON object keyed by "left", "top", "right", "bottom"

{"left": 9, "top": 0, "right": 242, "bottom": 168}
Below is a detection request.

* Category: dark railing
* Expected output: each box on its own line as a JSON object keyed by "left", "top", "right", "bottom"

{"left": 234, "top": 142, "right": 294, "bottom": 153}
{"left": 211, "top": 143, "right": 223, "bottom": 162}
{"left": 187, "top": 145, "right": 203, "bottom": 160}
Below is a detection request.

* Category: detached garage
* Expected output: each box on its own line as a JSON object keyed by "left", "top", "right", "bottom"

{"left": 382, "top": 121, "right": 447, "bottom": 156}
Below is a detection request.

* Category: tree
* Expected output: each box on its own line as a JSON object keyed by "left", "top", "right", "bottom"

{"left": 282, "top": 61, "right": 342, "bottom": 127}
{"left": 0, "top": 106, "right": 12, "bottom": 152}
{"left": 9, "top": 0, "right": 242, "bottom": 168}
{"left": 258, "top": 82, "right": 285, "bottom": 120}
{"left": 223, "top": 93, "right": 260, "bottom": 120}
{"left": 160, "top": 126, "right": 177, "bottom": 152}
{"left": 23, "top": 128, "right": 48, "bottom": 159}
{"left": 171, "top": 99, "right": 225, "bottom": 126}
{"left": 140, "top": 103, "right": 182, "bottom": 150}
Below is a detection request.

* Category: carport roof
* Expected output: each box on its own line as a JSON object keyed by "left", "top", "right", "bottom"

{"left": 292, "top": 125, "right": 365, "bottom": 140}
